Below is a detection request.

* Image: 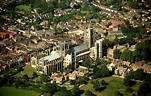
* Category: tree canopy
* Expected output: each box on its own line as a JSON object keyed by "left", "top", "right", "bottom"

{"left": 113, "top": 49, "right": 121, "bottom": 59}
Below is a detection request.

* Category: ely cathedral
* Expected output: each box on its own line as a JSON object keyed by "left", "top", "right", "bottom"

{"left": 30, "top": 24, "right": 103, "bottom": 74}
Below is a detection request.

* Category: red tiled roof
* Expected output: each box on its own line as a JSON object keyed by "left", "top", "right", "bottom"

{"left": 9, "top": 51, "right": 19, "bottom": 55}
{"left": 8, "top": 32, "right": 17, "bottom": 36}
{"left": 0, "top": 32, "right": 7, "bottom": 37}
{"left": 49, "top": 35, "right": 57, "bottom": 39}
{"left": 106, "top": 19, "right": 125, "bottom": 27}
{"left": 99, "top": 5, "right": 107, "bottom": 9}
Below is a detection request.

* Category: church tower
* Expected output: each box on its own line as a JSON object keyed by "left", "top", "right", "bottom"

{"left": 95, "top": 39, "right": 103, "bottom": 59}
{"left": 58, "top": 41, "right": 69, "bottom": 57}
{"left": 84, "top": 24, "right": 94, "bottom": 48}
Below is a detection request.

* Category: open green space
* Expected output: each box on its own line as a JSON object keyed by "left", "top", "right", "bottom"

{"left": 15, "top": 65, "right": 38, "bottom": 78}
{"left": 15, "top": 5, "right": 31, "bottom": 13}
{"left": 59, "top": 81, "right": 74, "bottom": 90}
{"left": 81, "top": 76, "right": 141, "bottom": 96}
{"left": 0, "top": 86, "right": 40, "bottom": 96}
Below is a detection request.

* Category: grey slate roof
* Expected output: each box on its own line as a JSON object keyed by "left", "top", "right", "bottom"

{"left": 70, "top": 44, "right": 89, "bottom": 53}
{"left": 44, "top": 51, "right": 60, "bottom": 61}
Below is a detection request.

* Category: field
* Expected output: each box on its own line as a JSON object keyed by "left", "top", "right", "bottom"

{"left": 80, "top": 76, "right": 141, "bottom": 96}
{"left": 15, "top": 5, "right": 31, "bottom": 14}
{"left": 15, "top": 65, "right": 39, "bottom": 78}
{"left": 0, "top": 86, "right": 40, "bottom": 96}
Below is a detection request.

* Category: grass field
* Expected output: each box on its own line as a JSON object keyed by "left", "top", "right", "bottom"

{"left": 16, "top": 5, "right": 31, "bottom": 12}
{"left": 15, "top": 5, "right": 31, "bottom": 14}
{"left": 0, "top": 86, "right": 40, "bottom": 96}
{"left": 15, "top": 65, "right": 38, "bottom": 78}
{"left": 81, "top": 76, "right": 141, "bottom": 96}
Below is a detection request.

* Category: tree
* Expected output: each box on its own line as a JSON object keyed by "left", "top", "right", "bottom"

{"left": 58, "top": 2, "right": 69, "bottom": 10}
{"left": 55, "top": 90, "right": 73, "bottom": 96}
{"left": 22, "top": 74, "right": 29, "bottom": 82}
{"left": 32, "top": 72, "right": 38, "bottom": 78}
{"left": 120, "top": 49, "right": 134, "bottom": 63}
{"left": 7, "top": 76, "right": 15, "bottom": 87}
{"left": 101, "top": 80, "right": 108, "bottom": 86}
{"left": 125, "top": 87, "right": 133, "bottom": 93}
{"left": 113, "top": 49, "right": 121, "bottom": 59}
{"left": 132, "top": 69, "right": 146, "bottom": 81}
{"left": 123, "top": 73, "right": 135, "bottom": 86}
{"left": 72, "top": 85, "right": 83, "bottom": 96}
{"left": 135, "top": 40, "right": 151, "bottom": 61}
{"left": 43, "top": 83, "right": 59, "bottom": 94}
{"left": 82, "top": 58, "right": 92, "bottom": 68}
{"left": 114, "top": 90, "right": 123, "bottom": 96}
{"left": 132, "top": 50, "right": 141, "bottom": 61}
{"left": 15, "top": 79, "right": 23, "bottom": 88}
{"left": 76, "top": 76, "right": 88, "bottom": 85}
{"left": 99, "top": 65, "right": 110, "bottom": 77}
{"left": 93, "top": 80, "right": 100, "bottom": 91}
{"left": 85, "top": 90, "right": 96, "bottom": 96}
{"left": 103, "top": 39, "right": 114, "bottom": 56}
{"left": 40, "top": 74, "right": 48, "bottom": 82}
{"left": 138, "top": 74, "right": 151, "bottom": 96}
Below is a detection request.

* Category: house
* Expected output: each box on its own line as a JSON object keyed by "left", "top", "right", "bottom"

{"left": 107, "top": 44, "right": 129, "bottom": 60}
{"left": 77, "top": 66, "right": 89, "bottom": 76}
{"left": 122, "top": 61, "right": 131, "bottom": 67}
{"left": 115, "top": 66, "right": 129, "bottom": 77}
{"left": 71, "top": 37, "right": 83, "bottom": 44}
{"left": 50, "top": 73, "right": 65, "bottom": 84}
{"left": 69, "top": 70, "right": 77, "bottom": 80}
{"left": 107, "top": 62, "right": 116, "bottom": 72}
{"left": 131, "top": 60, "right": 151, "bottom": 74}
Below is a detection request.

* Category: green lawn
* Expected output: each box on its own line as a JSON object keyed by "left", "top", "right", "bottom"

{"left": 15, "top": 65, "right": 38, "bottom": 78}
{"left": 0, "top": 86, "right": 40, "bottom": 96}
{"left": 81, "top": 76, "right": 141, "bottom": 96}
{"left": 16, "top": 5, "right": 31, "bottom": 12}
{"left": 59, "top": 81, "right": 74, "bottom": 90}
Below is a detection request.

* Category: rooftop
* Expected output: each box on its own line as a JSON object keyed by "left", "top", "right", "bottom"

{"left": 44, "top": 51, "right": 60, "bottom": 61}
{"left": 71, "top": 44, "right": 89, "bottom": 53}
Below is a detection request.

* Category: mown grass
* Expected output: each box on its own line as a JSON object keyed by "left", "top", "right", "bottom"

{"left": 0, "top": 86, "right": 40, "bottom": 96}
{"left": 15, "top": 65, "right": 38, "bottom": 78}
{"left": 81, "top": 76, "right": 141, "bottom": 96}
{"left": 16, "top": 5, "right": 31, "bottom": 12}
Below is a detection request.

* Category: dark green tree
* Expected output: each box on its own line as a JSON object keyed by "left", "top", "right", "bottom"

{"left": 76, "top": 76, "right": 88, "bottom": 85}
{"left": 43, "top": 83, "right": 59, "bottom": 94}
{"left": 22, "top": 74, "right": 29, "bottom": 82}
{"left": 82, "top": 58, "right": 92, "bottom": 68}
{"left": 93, "top": 80, "right": 100, "bottom": 91}
{"left": 132, "top": 69, "right": 146, "bottom": 81}
{"left": 72, "top": 85, "right": 83, "bottom": 96}
{"left": 99, "top": 65, "right": 110, "bottom": 77}
{"left": 123, "top": 73, "right": 134, "bottom": 86}
{"left": 138, "top": 75, "right": 151, "bottom": 96}
{"left": 114, "top": 90, "right": 123, "bottom": 96}
{"left": 15, "top": 79, "right": 23, "bottom": 88}
{"left": 101, "top": 80, "right": 108, "bottom": 86}
{"left": 32, "top": 72, "right": 38, "bottom": 78}
{"left": 40, "top": 74, "right": 48, "bottom": 82}
{"left": 113, "top": 49, "right": 121, "bottom": 59}
{"left": 120, "top": 49, "right": 134, "bottom": 63}
{"left": 55, "top": 87, "right": 73, "bottom": 96}
{"left": 132, "top": 50, "right": 141, "bottom": 61}
{"left": 85, "top": 90, "right": 96, "bottom": 96}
